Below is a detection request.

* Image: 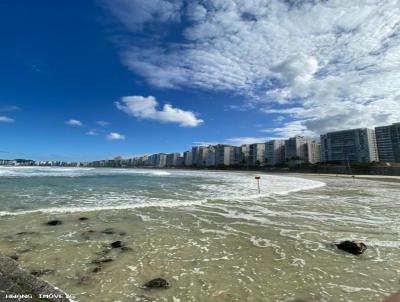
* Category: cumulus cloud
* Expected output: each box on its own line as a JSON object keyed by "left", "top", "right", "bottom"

{"left": 225, "top": 136, "right": 276, "bottom": 146}
{"left": 115, "top": 95, "right": 203, "bottom": 127}
{"left": 107, "top": 132, "right": 126, "bottom": 140}
{"left": 105, "top": 0, "right": 400, "bottom": 136}
{"left": 0, "top": 105, "right": 20, "bottom": 112}
{"left": 0, "top": 116, "right": 15, "bottom": 123}
{"left": 102, "top": 0, "right": 182, "bottom": 31}
{"left": 96, "top": 120, "right": 110, "bottom": 127}
{"left": 86, "top": 129, "right": 99, "bottom": 136}
{"left": 65, "top": 119, "right": 83, "bottom": 126}
{"left": 193, "top": 136, "right": 282, "bottom": 146}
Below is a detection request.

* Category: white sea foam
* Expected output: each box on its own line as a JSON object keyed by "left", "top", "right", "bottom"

{"left": 0, "top": 167, "right": 326, "bottom": 216}
{"left": 0, "top": 199, "right": 206, "bottom": 217}
{"left": 0, "top": 166, "right": 171, "bottom": 177}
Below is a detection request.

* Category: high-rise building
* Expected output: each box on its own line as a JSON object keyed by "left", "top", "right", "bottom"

{"left": 191, "top": 146, "right": 209, "bottom": 166}
{"left": 249, "top": 143, "right": 266, "bottom": 166}
{"left": 240, "top": 144, "right": 250, "bottom": 166}
{"left": 214, "top": 145, "right": 234, "bottom": 166}
{"left": 320, "top": 128, "right": 379, "bottom": 163}
{"left": 375, "top": 123, "right": 400, "bottom": 163}
{"left": 265, "top": 140, "right": 285, "bottom": 166}
{"left": 183, "top": 151, "right": 192, "bottom": 166}
{"left": 232, "top": 146, "right": 243, "bottom": 166}
{"left": 155, "top": 153, "right": 167, "bottom": 167}
{"left": 306, "top": 139, "right": 322, "bottom": 164}
{"left": 166, "top": 153, "right": 181, "bottom": 167}
{"left": 285, "top": 136, "right": 321, "bottom": 164}
{"left": 206, "top": 146, "right": 216, "bottom": 166}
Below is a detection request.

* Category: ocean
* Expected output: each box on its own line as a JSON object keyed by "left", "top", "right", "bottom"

{"left": 0, "top": 167, "right": 399, "bottom": 301}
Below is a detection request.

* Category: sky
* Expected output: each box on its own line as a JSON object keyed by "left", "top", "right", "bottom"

{"left": 1, "top": 0, "right": 400, "bottom": 161}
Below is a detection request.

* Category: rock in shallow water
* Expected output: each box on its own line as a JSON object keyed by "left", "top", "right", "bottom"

{"left": 30, "top": 269, "right": 55, "bottom": 277}
{"left": 336, "top": 240, "right": 367, "bottom": 255}
{"left": 46, "top": 219, "right": 63, "bottom": 226}
{"left": 91, "top": 257, "right": 114, "bottom": 264}
{"left": 92, "top": 266, "right": 102, "bottom": 273}
{"left": 111, "top": 241, "right": 123, "bottom": 248}
{"left": 8, "top": 254, "right": 19, "bottom": 261}
{"left": 79, "top": 217, "right": 89, "bottom": 221}
{"left": 16, "top": 231, "right": 39, "bottom": 236}
{"left": 144, "top": 278, "right": 170, "bottom": 289}
{"left": 101, "top": 228, "right": 116, "bottom": 234}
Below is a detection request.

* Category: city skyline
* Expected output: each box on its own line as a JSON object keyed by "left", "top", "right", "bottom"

{"left": 1, "top": 1, "right": 400, "bottom": 161}
{"left": 2, "top": 123, "right": 399, "bottom": 166}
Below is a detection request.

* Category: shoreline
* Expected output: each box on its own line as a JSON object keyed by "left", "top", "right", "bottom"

{"left": 0, "top": 174, "right": 399, "bottom": 301}
{"left": 294, "top": 173, "right": 400, "bottom": 183}
{"left": 5, "top": 165, "right": 400, "bottom": 184}
{"left": 0, "top": 253, "right": 73, "bottom": 302}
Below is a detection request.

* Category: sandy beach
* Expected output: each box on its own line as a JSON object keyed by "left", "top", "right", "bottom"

{"left": 0, "top": 168, "right": 399, "bottom": 302}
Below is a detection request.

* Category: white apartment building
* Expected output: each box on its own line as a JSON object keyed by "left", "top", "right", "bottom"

{"left": 264, "top": 140, "right": 285, "bottom": 166}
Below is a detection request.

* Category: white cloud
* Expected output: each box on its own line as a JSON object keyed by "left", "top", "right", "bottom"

{"left": 96, "top": 120, "right": 110, "bottom": 127}
{"left": 225, "top": 137, "right": 274, "bottom": 146}
{"left": 0, "top": 116, "right": 15, "bottom": 123}
{"left": 65, "top": 119, "right": 83, "bottom": 126}
{"left": 115, "top": 95, "right": 203, "bottom": 127}
{"left": 102, "top": 0, "right": 182, "bottom": 31}
{"left": 261, "top": 120, "right": 316, "bottom": 138}
{"left": 193, "top": 136, "right": 283, "bottom": 146}
{"left": 106, "top": 0, "right": 400, "bottom": 135}
{"left": 107, "top": 132, "right": 126, "bottom": 140}
{"left": 86, "top": 129, "right": 99, "bottom": 136}
{"left": 0, "top": 105, "right": 20, "bottom": 112}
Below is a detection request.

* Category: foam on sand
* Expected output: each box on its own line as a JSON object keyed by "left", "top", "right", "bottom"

{"left": 0, "top": 167, "right": 325, "bottom": 216}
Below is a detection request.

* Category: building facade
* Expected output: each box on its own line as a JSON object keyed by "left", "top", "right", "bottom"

{"left": 375, "top": 123, "right": 400, "bottom": 163}
{"left": 265, "top": 140, "right": 285, "bottom": 166}
{"left": 166, "top": 153, "right": 181, "bottom": 167}
{"left": 285, "top": 136, "right": 321, "bottom": 164}
{"left": 321, "top": 128, "right": 379, "bottom": 163}
{"left": 214, "top": 145, "right": 234, "bottom": 166}
{"left": 306, "top": 139, "right": 322, "bottom": 164}
{"left": 249, "top": 143, "right": 266, "bottom": 166}
{"left": 183, "top": 151, "right": 192, "bottom": 166}
{"left": 191, "top": 146, "right": 210, "bottom": 166}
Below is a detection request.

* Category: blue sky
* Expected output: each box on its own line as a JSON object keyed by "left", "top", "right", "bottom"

{"left": 1, "top": 0, "right": 399, "bottom": 161}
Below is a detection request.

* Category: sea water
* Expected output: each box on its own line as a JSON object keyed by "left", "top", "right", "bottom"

{"left": 0, "top": 167, "right": 399, "bottom": 302}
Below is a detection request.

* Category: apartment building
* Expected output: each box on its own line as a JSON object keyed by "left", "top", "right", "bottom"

{"left": 321, "top": 128, "right": 379, "bottom": 163}
{"left": 375, "top": 123, "right": 400, "bottom": 163}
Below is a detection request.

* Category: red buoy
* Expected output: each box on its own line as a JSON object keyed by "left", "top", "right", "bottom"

{"left": 255, "top": 176, "right": 261, "bottom": 193}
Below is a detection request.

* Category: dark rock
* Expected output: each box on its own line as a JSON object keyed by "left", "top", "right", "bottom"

{"left": 119, "top": 231, "right": 127, "bottom": 236}
{"left": 8, "top": 254, "right": 19, "bottom": 261}
{"left": 144, "top": 278, "right": 170, "bottom": 289}
{"left": 91, "top": 257, "right": 114, "bottom": 264}
{"left": 30, "top": 269, "right": 55, "bottom": 277}
{"left": 79, "top": 217, "right": 89, "bottom": 221}
{"left": 101, "top": 228, "right": 116, "bottom": 235}
{"left": 121, "top": 246, "right": 133, "bottom": 252}
{"left": 81, "top": 230, "right": 96, "bottom": 239}
{"left": 46, "top": 220, "right": 63, "bottom": 226}
{"left": 17, "top": 248, "right": 33, "bottom": 254}
{"left": 111, "top": 241, "right": 123, "bottom": 248}
{"left": 92, "top": 266, "right": 102, "bottom": 273}
{"left": 336, "top": 240, "right": 367, "bottom": 255}
{"left": 16, "top": 231, "right": 38, "bottom": 236}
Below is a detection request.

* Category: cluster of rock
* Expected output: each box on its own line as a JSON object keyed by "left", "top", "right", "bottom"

{"left": 7, "top": 217, "right": 367, "bottom": 300}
